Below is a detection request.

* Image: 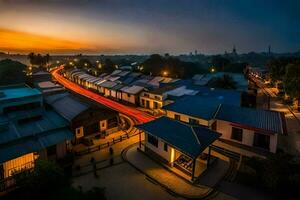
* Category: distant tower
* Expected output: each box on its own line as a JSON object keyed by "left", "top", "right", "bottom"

{"left": 232, "top": 45, "right": 237, "bottom": 55}
{"left": 195, "top": 50, "right": 198, "bottom": 56}
{"left": 268, "top": 45, "right": 271, "bottom": 55}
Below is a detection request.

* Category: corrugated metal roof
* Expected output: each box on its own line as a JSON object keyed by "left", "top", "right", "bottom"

{"left": 162, "top": 91, "right": 240, "bottom": 120}
{"left": 0, "top": 128, "right": 72, "bottom": 163}
{"left": 45, "top": 93, "right": 89, "bottom": 121}
{"left": 120, "top": 85, "right": 144, "bottom": 94}
{"left": 136, "top": 117, "right": 220, "bottom": 158}
{"left": 0, "top": 108, "right": 69, "bottom": 145}
{"left": 215, "top": 104, "right": 285, "bottom": 134}
{"left": 99, "top": 81, "right": 118, "bottom": 88}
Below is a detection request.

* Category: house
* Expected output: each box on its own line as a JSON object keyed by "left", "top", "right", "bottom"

{"left": 28, "top": 71, "right": 52, "bottom": 84}
{"left": 45, "top": 92, "right": 119, "bottom": 142}
{"left": 0, "top": 85, "right": 73, "bottom": 182}
{"left": 163, "top": 90, "right": 241, "bottom": 126}
{"left": 35, "top": 81, "right": 65, "bottom": 96}
{"left": 120, "top": 85, "right": 144, "bottom": 105}
{"left": 162, "top": 89, "right": 286, "bottom": 154}
{"left": 136, "top": 117, "right": 221, "bottom": 181}
{"left": 139, "top": 86, "right": 176, "bottom": 109}
{"left": 214, "top": 104, "right": 287, "bottom": 153}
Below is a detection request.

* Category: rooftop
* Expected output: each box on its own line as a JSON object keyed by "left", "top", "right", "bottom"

{"left": 45, "top": 93, "right": 89, "bottom": 121}
{"left": 0, "top": 84, "right": 41, "bottom": 102}
{"left": 215, "top": 104, "right": 287, "bottom": 134}
{"left": 163, "top": 90, "right": 241, "bottom": 120}
{"left": 136, "top": 116, "right": 220, "bottom": 158}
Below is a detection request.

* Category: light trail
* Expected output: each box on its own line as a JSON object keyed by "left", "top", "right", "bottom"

{"left": 51, "top": 66, "right": 154, "bottom": 124}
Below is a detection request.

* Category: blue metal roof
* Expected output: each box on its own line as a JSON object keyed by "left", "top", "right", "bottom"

{"left": 0, "top": 128, "right": 73, "bottom": 163}
{"left": 136, "top": 117, "right": 220, "bottom": 158}
{"left": 163, "top": 90, "right": 240, "bottom": 120}
{"left": 0, "top": 109, "right": 70, "bottom": 145}
{"left": 0, "top": 84, "right": 41, "bottom": 102}
{"left": 215, "top": 104, "right": 285, "bottom": 134}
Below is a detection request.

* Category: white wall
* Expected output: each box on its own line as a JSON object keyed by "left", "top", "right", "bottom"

{"left": 145, "top": 134, "right": 173, "bottom": 163}
{"left": 166, "top": 110, "right": 209, "bottom": 126}
{"left": 216, "top": 119, "right": 277, "bottom": 153}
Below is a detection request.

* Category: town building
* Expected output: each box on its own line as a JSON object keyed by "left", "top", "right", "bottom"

{"left": 163, "top": 89, "right": 241, "bottom": 126}
{"left": 45, "top": 92, "right": 119, "bottom": 143}
{"left": 28, "top": 70, "right": 52, "bottom": 84}
{"left": 214, "top": 104, "right": 287, "bottom": 153}
{"left": 139, "top": 85, "right": 198, "bottom": 110}
{"left": 0, "top": 85, "right": 73, "bottom": 181}
{"left": 136, "top": 117, "right": 221, "bottom": 181}
{"left": 35, "top": 81, "right": 65, "bottom": 96}
{"left": 162, "top": 91, "right": 286, "bottom": 154}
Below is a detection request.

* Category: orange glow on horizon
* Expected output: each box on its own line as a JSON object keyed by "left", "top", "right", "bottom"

{"left": 0, "top": 28, "right": 96, "bottom": 53}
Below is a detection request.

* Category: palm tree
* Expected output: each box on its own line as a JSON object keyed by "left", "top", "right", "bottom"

{"left": 27, "top": 52, "right": 35, "bottom": 65}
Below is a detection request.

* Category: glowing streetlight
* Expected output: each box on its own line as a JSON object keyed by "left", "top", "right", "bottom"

{"left": 84, "top": 63, "right": 88, "bottom": 67}
{"left": 211, "top": 68, "right": 215, "bottom": 73}
{"left": 98, "top": 64, "right": 102, "bottom": 69}
{"left": 56, "top": 60, "right": 60, "bottom": 64}
{"left": 69, "top": 62, "right": 73, "bottom": 65}
{"left": 96, "top": 60, "right": 99, "bottom": 63}
{"left": 163, "top": 71, "right": 168, "bottom": 76}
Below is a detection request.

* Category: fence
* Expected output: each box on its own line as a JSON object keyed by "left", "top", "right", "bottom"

{"left": 74, "top": 128, "right": 141, "bottom": 156}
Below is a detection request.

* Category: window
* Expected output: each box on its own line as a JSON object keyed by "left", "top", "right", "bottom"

{"left": 253, "top": 133, "right": 270, "bottom": 150}
{"left": 154, "top": 102, "right": 159, "bottom": 109}
{"left": 164, "top": 143, "right": 168, "bottom": 152}
{"left": 174, "top": 114, "right": 181, "bottom": 121}
{"left": 141, "top": 99, "right": 145, "bottom": 106}
{"left": 148, "top": 134, "right": 158, "bottom": 147}
{"left": 231, "top": 127, "right": 243, "bottom": 141}
{"left": 144, "top": 93, "right": 150, "bottom": 98}
{"left": 189, "top": 118, "right": 199, "bottom": 125}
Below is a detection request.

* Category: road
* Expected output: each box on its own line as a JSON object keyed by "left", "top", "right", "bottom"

{"left": 249, "top": 75, "right": 300, "bottom": 156}
{"left": 51, "top": 66, "right": 154, "bottom": 124}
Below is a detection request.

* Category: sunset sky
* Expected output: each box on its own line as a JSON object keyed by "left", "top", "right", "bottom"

{"left": 0, "top": 0, "right": 299, "bottom": 55}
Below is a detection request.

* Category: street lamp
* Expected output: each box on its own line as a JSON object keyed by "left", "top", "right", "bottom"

{"left": 163, "top": 71, "right": 168, "bottom": 76}
{"left": 211, "top": 68, "right": 215, "bottom": 73}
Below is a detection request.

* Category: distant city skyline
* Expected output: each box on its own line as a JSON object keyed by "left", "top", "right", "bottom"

{"left": 0, "top": 0, "right": 299, "bottom": 54}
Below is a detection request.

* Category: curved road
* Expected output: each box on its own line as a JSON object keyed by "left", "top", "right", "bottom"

{"left": 51, "top": 66, "right": 154, "bottom": 124}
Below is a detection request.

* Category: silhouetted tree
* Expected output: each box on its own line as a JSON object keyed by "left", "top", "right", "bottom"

{"left": 207, "top": 74, "right": 237, "bottom": 89}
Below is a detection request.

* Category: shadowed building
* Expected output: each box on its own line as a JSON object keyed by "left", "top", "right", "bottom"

{"left": 0, "top": 84, "right": 73, "bottom": 183}
{"left": 45, "top": 92, "right": 120, "bottom": 143}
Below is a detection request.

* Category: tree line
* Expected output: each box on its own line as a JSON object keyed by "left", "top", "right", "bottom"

{"left": 267, "top": 57, "right": 300, "bottom": 109}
